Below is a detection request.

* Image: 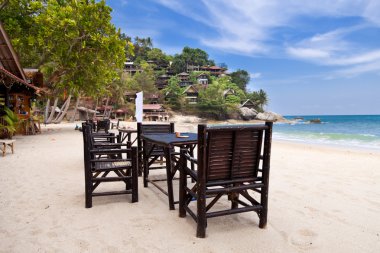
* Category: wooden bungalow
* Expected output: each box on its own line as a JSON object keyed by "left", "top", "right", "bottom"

{"left": 223, "top": 88, "right": 235, "bottom": 98}
{"left": 200, "top": 65, "right": 226, "bottom": 77}
{"left": 177, "top": 72, "right": 193, "bottom": 88}
{"left": 125, "top": 92, "right": 136, "bottom": 102}
{"left": 143, "top": 104, "right": 168, "bottom": 121}
{"left": 0, "top": 22, "right": 42, "bottom": 134}
{"left": 196, "top": 73, "right": 208, "bottom": 86}
{"left": 240, "top": 99, "right": 256, "bottom": 109}
{"left": 146, "top": 93, "right": 160, "bottom": 104}
{"left": 124, "top": 62, "right": 142, "bottom": 75}
{"left": 183, "top": 85, "right": 198, "bottom": 104}
{"left": 155, "top": 74, "right": 170, "bottom": 90}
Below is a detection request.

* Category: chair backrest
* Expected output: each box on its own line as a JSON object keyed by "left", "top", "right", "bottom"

{"left": 137, "top": 122, "right": 175, "bottom": 135}
{"left": 198, "top": 122, "right": 273, "bottom": 182}
{"left": 137, "top": 122, "right": 174, "bottom": 150}
{"left": 97, "top": 119, "right": 110, "bottom": 133}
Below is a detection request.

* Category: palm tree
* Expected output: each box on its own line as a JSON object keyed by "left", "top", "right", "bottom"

{"left": 257, "top": 89, "right": 268, "bottom": 111}
{"left": 247, "top": 89, "right": 268, "bottom": 112}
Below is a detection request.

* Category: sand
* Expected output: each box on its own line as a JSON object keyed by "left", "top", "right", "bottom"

{"left": 0, "top": 121, "right": 379, "bottom": 253}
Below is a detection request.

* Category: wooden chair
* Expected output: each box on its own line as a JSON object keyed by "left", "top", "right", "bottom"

{"left": 137, "top": 122, "right": 175, "bottom": 186}
{"left": 179, "top": 122, "right": 273, "bottom": 238}
{"left": 96, "top": 119, "right": 110, "bottom": 133}
{"left": 82, "top": 124, "right": 138, "bottom": 208}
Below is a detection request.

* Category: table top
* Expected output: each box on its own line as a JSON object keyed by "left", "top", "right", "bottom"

{"left": 117, "top": 128, "right": 137, "bottom": 133}
{"left": 142, "top": 133, "right": 198, "bottom": 147}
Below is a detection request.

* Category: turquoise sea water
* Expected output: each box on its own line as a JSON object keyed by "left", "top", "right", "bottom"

{"left": 274, "top": 115, "right": 380, "bottom": 150}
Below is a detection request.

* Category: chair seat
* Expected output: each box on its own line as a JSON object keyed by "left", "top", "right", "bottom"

{"left": 93, "top": 161, "right": 132, "bottom": 172}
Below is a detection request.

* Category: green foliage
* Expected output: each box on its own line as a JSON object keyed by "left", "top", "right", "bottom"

{"left": 171, "top": 47, "right": 215, "bottom": 74}
{"left": 230, "top": 69, "right": 250, "bottom": 92}
{"left": 0, "top": 107, "right": 19, "bottom": 138}
{"left": 246, "top": 89, "right": 268, "bottom": 112}
{"left": 162, "top": 76, "right": 184, "bottom": 110}
{"left": 147, "top": 48, "right": 170, "bottom": 67}
{"left": 1, "top": 0, "right": 126, "bottom": 97}
{"left": 130, "top": 36, "right": 152, "bottom": 63}
{"left": 123, "top": 61, "right": 158, "bottom": 103}
{"left": 1, "top": 1, "right": 270, "bottom": 119}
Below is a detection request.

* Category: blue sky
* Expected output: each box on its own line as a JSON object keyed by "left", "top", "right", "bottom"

{"left": 106, "top": 0, "right": 380, "bottom": 115}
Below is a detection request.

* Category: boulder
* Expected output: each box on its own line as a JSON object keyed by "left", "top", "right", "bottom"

{"left": 239, "top": 107, "right": 258, "bottom": 120}
{"left": 255, "top": 111, "right": 284, "bottom": 122}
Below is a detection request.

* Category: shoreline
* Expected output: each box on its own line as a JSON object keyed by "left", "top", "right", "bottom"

{"left": 273, "top": 138, "right": 380, "bottom": 154}
{"left": 37, "top": 121, "right": 380, "bottom": 154}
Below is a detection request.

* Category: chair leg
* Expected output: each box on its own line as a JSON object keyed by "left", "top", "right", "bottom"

{"left": 179, "top": 156, "right": 187, "bottom": 218}
{"left": 131, "top": 146, "right": 138, "bottom": 203}
{"left": 125, "top": 168, "right": 132, "bottom": 190}
{"left": 143, "top": 156, "right": 149, "bottom": 188}
{"left": 196, "top": 184, "right": 206, "bottom": 238}
{"left": 259, "top": 186, "right": 268, "bottom": 228}
{"left": 230, "top": 192, "right": 239, "bottom": 209}
{"left": 85, "top": 182, "right": 92, "bottom": 208}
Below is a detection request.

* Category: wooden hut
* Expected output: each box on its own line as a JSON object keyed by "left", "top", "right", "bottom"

{"left": 0, "top": 22, "right": 42, "bottom": 134}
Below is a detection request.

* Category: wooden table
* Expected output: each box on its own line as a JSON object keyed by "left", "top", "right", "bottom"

{"left": 117, "top": 128, "right": 137, "bottom": 145}
{"left": 1, "top": 139, "right": 15, "bottom": 157}
{"left": 141, "top": 133, "right": 197, "bottom": 210}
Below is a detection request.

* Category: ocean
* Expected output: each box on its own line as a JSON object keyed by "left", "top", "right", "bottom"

{"left": 274, "top": 115, "right": 380, "bottom": 150}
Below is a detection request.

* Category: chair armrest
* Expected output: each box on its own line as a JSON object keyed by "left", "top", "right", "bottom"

{"left": 181, "top": 149, "right": 198, "bottom": 164}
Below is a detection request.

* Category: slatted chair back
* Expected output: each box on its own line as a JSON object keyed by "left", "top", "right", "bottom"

{"left": 137, "top": 122, "right": 174, "bottom": 172}
{"left": 200, "top": 124, "right": 267, "bottom": 182}
{"left": 179, "top": 122, "right": 273, "bottom": 238}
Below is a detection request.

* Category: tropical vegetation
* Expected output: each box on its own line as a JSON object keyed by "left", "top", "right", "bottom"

{"left": 0, "top": 0, "right": 269, "bottom": 121}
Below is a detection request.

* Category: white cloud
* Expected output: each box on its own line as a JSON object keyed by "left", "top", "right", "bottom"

{"left": 329, "top": 60, "right": 380, "bottom": 78}
{"left": 153, "top": 0, "right": 380, "bottom": 54}
{"left": 250, "top": 72, "right": 262, "bottom": 79}
{"left": 152, "top": 0, "right": 380, "bottom": 76}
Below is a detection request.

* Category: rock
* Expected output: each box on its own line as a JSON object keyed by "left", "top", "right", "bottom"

{"left": 309, "top": 118, "right": 321, "bottom": 124}
{"left": 239, "top": 107, "right": 258, "bottom": 120}
{"left": 255, "top": 111, "right": 284, "bottom": 122}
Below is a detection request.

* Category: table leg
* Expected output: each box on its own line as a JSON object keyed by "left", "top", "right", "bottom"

{"left": 164, "top": 147, "right": 175, "bottom": 210}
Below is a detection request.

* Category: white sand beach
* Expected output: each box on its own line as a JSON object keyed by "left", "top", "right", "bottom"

{"left": 1, "top": 122, "right": 379, "bottom": 253}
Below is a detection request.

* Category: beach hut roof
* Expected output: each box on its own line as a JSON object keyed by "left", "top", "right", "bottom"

{"left": 0, "top": 23, "right": 41, "bottom": 92}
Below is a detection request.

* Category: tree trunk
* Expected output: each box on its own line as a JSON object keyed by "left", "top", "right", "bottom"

{"left": 54, "top": 95, "right": 72, "bottom": 123}
{"left": 45, "top": 98, "right": 58, "bottom": 124}
{"left": 103, "top": 97, "right": 109, "bottom": 119}
{"left": 70, "top": 96, "right": 81, "bottom": 122}
{"left": 52, "top": 97, "right": 68, "bottom": 122}
{"left": 43, "top": 98, "right": 50, "bottom": 124}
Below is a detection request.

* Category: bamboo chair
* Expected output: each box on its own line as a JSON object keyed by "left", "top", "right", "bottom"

{"left": 179, "top": 122, "right": 273, "bottom": 238}
{"left": 137, "top": 122, "right": 175, "bottom": 186}
{"left": 82, "top": 124, "right": 138, "bottom": 208}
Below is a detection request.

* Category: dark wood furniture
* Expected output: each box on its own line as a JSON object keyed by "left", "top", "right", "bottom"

{"left": 96, "top": 119, "right": 110, "bottom": 133}
{"left": 179, "top": 122, "right": 273, "bottom": 238}
{"left": 137, "top": 122, "right": 174, "bottom": 176}
{"left": 141, "top": 132, "right": 197, "bottom": 210}
{"left": 82, "top": 123, "right": 138, "bottom": 208}
{"left": 118, "top": 128, "right": 137, "bottom": 145}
